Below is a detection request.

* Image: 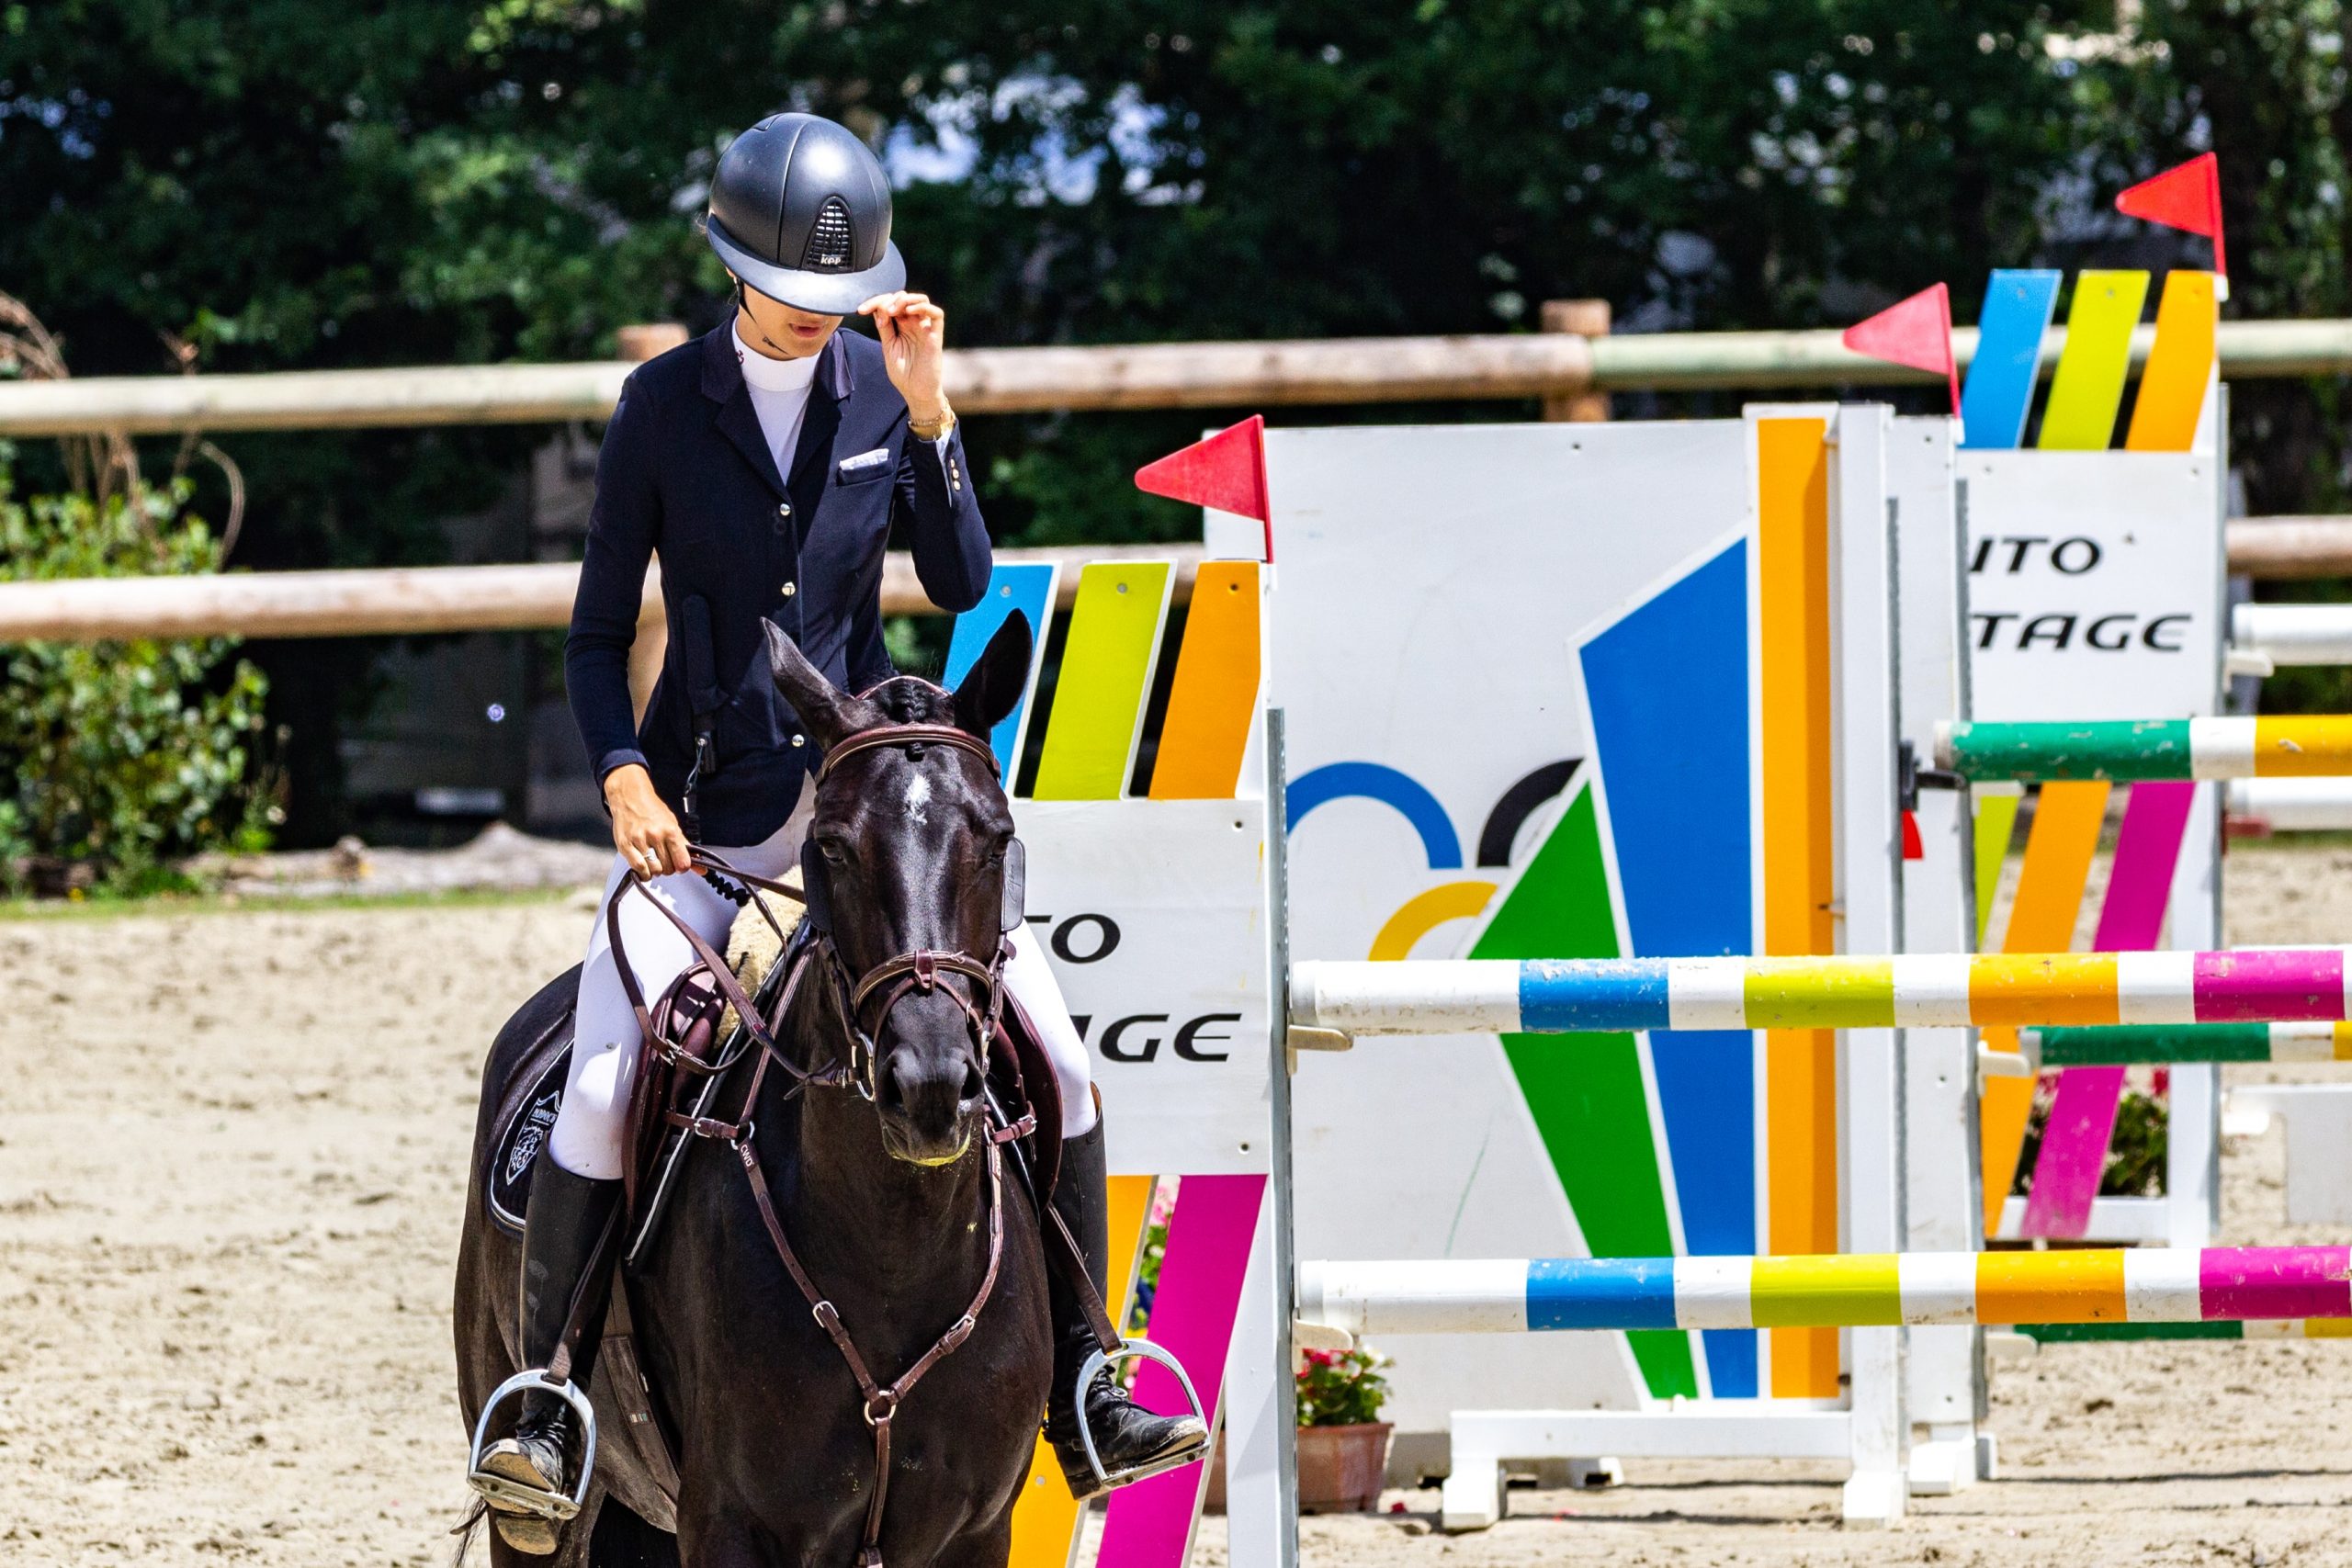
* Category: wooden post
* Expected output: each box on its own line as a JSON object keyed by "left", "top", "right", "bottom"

{"left": 616, "top": 322, "right": 690, "bottom": 363}
{"left": 1541, "top": 299, "right": 1612, "bottom": 422}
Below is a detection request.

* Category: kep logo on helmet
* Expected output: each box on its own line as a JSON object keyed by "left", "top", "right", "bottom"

{"left": 704, "top": 112, "right": 904, "bottom": 315}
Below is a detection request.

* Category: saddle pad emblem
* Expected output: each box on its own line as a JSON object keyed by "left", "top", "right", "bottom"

{"left": 489, "top": 1046, "right": 571, "bottom": 1235}
{"left": 507, "top": 1087, "right": 563, "bottom": 1186}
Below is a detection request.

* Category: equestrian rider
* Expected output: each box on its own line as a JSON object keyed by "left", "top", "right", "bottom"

{"left": 473, "top": 111, "right": 1207, "bottom": 1545}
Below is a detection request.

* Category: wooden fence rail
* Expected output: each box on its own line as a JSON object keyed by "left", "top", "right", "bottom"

{"left": 11, "top": 318, "right": 2352, "bottom": 435}
{"left": 0, "top": 543, "right": 1200, "bottom": 643}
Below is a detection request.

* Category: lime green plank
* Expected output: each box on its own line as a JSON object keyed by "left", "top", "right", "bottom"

{"left": 2037, "top": 271, "right": 2151, "bottom": 450}
{"left": 1031, "top": 560, "right": 1174, "bottom": 800}
{"left": 1972, "top": 790, "right": 2020, "bottom": 947}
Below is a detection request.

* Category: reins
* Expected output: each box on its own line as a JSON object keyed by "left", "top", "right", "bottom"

{"left": 607, "top": 712, "right": 1028, "bottom": 1568}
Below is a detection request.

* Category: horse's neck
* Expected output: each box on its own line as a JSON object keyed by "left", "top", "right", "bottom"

{"left": 765, "top": 967, "right": 990, "bottom": 1286}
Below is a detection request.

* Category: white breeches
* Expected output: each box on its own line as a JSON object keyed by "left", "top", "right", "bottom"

{"left": 548, "top": 802, "right": 1098, "bottom": 1179}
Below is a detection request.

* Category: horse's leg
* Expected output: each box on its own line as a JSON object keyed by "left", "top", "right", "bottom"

{"left": 932, "top": 1516, "right": 1016, "bottom": 1568}
{"left": 587, "top": 1497, "right": 680, "bottom": 1568}
{"left": 673, "top": 1501, "right": 777, "bottom": 1568}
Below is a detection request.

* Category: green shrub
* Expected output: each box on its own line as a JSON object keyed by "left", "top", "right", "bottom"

{"left": 1296, "top": 1346, "right": 1389, "bottom": 1429}
{"left": 0, "top": 472, "right": 275, "bottom": 895}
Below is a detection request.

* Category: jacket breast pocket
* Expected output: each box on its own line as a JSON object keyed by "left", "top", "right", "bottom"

{"left": 833, "top": 446, "right": 895, "bottom": 487}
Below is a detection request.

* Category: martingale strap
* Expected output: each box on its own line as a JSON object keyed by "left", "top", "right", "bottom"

{"left": 735, "top": 1121, "right": 1008, "bottom": 1568}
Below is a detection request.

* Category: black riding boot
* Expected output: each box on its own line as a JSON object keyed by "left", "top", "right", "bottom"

{"left": 475, "top": 1160, "right": 622, "bottom": 1555}
{"left": 1043, "top": 1115, "right": 1211, "bottom": 1498}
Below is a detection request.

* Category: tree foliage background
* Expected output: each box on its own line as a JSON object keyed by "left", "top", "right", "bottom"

{"left": 4, "top": 0, "right": 2346, "bottom": 838}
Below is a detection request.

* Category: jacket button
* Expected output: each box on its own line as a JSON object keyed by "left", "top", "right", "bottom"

{"left": 781, "top": 581, "right": 797, "bottom": 597}
{"left": 777, "top": 502, "right": 791, "bottom": 518}
{"left": 791, "top": 734, "right": 806, "bottom": 748}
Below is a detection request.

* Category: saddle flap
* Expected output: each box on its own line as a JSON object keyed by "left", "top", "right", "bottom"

{"left": 995, "top": 987, "right": 1066, "bottom": 1204}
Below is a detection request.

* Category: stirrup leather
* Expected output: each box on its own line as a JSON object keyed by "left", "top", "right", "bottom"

{"left": 466, "top": 1369, "right": 600, "bottom": 1522}
{"left": 1071, "top": 1339, "right": 1209, "bottom": 1491}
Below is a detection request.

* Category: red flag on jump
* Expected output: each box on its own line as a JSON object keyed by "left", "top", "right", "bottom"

{"left": 1136, "top": 414, "right": 1273, "bottom": 561}
{"left": 2116, "top": 152, "right": 2226, "bottom": 284}
{"left": 1841, "top": 283, "right": 1959, "bottom": 423}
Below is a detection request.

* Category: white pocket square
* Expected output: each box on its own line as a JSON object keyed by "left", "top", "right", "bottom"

{"left": 838, "top": 447, "right": 892, "bottom": 473}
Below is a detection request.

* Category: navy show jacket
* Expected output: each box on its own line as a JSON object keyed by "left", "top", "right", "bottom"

{"left": 565, "top": 324, "right": 991, "bottom": 846}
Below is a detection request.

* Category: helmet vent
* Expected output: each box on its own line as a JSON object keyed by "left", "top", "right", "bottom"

{"left": 802, "top": 197, "right": 854, "bottom": 272}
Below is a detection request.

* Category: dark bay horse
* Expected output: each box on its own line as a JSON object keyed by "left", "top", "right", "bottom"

{"left": 455, "top": 616, "right": 1052, "bottom": 1566}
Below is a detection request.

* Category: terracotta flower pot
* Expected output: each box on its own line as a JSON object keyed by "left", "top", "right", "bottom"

{"left": 1295, "top": 1421, "right": 1391, "bottom": 1513}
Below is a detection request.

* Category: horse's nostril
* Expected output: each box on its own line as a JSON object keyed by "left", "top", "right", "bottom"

{"left": 960, "top": 1062, "right": 983, "bottom": 1103}
{"left": 880, "top": 1061, "right": 908, "bottom": 1110}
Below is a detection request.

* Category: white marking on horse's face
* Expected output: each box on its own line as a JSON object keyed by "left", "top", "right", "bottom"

{"left": 903, "top": 772, "right": 932, "bottom": 826}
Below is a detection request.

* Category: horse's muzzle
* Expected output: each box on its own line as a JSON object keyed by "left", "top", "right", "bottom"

{"left": 876, "top": 1048, "right": 986, "bottom": 1166}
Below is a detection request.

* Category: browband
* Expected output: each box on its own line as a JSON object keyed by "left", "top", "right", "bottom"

{"left": 816, "top": 722, "right": 1001, "bottom": 786}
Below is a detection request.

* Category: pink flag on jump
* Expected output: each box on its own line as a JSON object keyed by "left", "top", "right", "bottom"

{"left": 2117, "top": 152, "right": 2227, "bottom": 281}
{"left": 1136, "top": 415, "right": 1273, "bottom": 561}
{"left": 1841, "top": 283, "right": 1960, "bottom": 422}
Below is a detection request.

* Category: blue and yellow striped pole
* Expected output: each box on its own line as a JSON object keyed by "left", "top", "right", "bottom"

{"left": 1288, "top": 950, "right": 2352, "bottom": 1035}
{"left": 1297, "top": 1249, "right": 2352, "bottom": 1336}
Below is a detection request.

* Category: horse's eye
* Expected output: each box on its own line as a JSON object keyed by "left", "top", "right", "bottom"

{"left": 818, "top": 840, "right": 851, "bottom": 864}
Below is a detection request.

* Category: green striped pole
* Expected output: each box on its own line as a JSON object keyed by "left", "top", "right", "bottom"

{"left": 1934, "top": 716, "right": 2352, "bottom": 784}
{"left": 2022, "top": 1320, "right": 2352, "bottom": 1345}
{"left": 2027, "top": 1021, "right": 2352, "bottom": 1066}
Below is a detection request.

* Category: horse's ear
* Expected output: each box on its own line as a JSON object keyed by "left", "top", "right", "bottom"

{"left": 764, "top": 621, "right": 864, "bottom": 754}
{"left": 952, "top": 611, "right": 1033, "bottom": 740}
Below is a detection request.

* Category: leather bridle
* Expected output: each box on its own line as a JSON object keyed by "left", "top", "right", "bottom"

{"left": 611, "top": 705, "right": 1030, "bottom": 1568}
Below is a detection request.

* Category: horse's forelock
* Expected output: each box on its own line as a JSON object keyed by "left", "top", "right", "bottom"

{"left": 867, "top": 677, "right": 956, "bottom": 728}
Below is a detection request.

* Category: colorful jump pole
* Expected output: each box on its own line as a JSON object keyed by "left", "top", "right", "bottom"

{"left": 2028, "top": 1021, "right": 2352, "bottom": 1066}
{"left": 1933, "top": 716, "right": 2352, "bottom": 783}
{"left": 1295, "top": 1249, "right": 2352, "bottom": 1336}
{"left": 1287, "top": 950, "right": 2352, "bottom": 1036}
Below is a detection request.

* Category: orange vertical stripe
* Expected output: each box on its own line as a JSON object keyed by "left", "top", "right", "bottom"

{"left": 2123, "top": 272, "right": 2218, "bottom": 454}
{"left": 1978, "top": 780, "right": 2109, "bottom": 1233}
{"left": 1005, "top": 1174, "right": 1158, "bottom": 1566}
{"left": 1148, "top": 561, "right": 1262, "bottom": 800}
{"left": 1756, "top": 417, "right": 1840, "bottom": 1398}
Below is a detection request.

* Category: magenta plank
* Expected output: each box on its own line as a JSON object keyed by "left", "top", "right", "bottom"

{"left": 2091, "top": 784, "right": 2196, "bottom": 953}
{"left": 1095, "top": 1174, "right": 1266, "bottom": 1566}
{"left": 2021, "top": 782, "right": 2195, "bottom": 1239}
{"left": 2193, "top": 948, "right": 2346, "bottom": 1022}
{"left": 2199, "top": 1246, "right": 2352, "bottom": 1320}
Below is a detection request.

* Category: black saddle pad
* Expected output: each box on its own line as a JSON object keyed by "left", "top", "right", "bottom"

{"left": 490, "top": 1044, "right": 570, "bottom": 1235}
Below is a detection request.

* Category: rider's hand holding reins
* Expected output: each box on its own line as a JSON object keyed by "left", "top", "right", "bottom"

{"left": 605, "top": 762, "right": 690, "bottom": 878}
{"left": 859, "top": 291, "right": 950, "bottom": 432}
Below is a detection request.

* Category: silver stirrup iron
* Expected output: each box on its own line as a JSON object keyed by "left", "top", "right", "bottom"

{"left": 465, "top": 1369, "right": 600, "bottom": 1522}
{"left": 1073, "top": 1339, "right": 1208, "bottom": 1490}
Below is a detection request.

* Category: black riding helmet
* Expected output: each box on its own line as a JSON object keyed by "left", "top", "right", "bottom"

{"left": 704, "top": 112, "right": 905, "bottom": 316}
